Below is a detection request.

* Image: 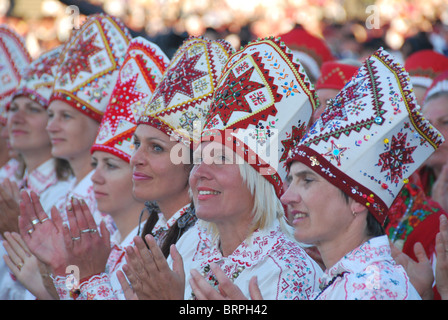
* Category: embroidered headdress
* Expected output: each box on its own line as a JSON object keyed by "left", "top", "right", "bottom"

{"left": 287, "top": 48, "right": 444, "bottom": 225}
{"left": 277, "top": 27, "right": 334, "bottom": 82}
{"left": 138, "top": 36, "right": 234, "bottom": 147}
{"left": 404, "top": 50, "right": 448, "bottom": 89}
{"left": 315, "top": 61, "right": 359, "bottom": 91}
{"left": 424, "top": 70, "right": 448, "bottom": 103}
{"left": 0, "top": 25, "right": 32, "bottom": 124}
{"left": 91, "top": 37, "right": 170, "bottom": 162}
{"left": 50, "top": 14, "right": 131, "bottom": 122}
{"left": 202, "top": 37, "right": 318, "bottom": 197}
{"left": 12, "top": 46, "right": 63, "bottom": 108}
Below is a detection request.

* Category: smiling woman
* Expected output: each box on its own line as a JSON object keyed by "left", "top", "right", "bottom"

{"left": 0, "top": 45, "right": 74, "bottom": 301}
{"left": 284, "top": 48, "right": 443, "bottom": 300}
{"left": 155, "top": 37, "right": 322, "bottom": 301}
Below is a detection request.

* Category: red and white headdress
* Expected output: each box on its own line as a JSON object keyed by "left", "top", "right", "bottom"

{"left": 424, "top": 70, "right": 448, "bottom": 103}
{"left": 12, "top": 46, "right": 63, "bottom": 108}
{"left": 91, "top": 37, "right": 170, "bottom": 163}
{"left": 0, "top": 25, "right": 32, "bottom": 124}
{"left": 315, "top": 61, "right": 359, "bottom": 91}
{"left": 277, "top": 27, "right": 334, "bottom": 82}
{"left": 202, "top": 37, "right": 318, "bottom": 197}
{"left": 287, "top": 48, "right": 444, "bottom": 225}
{"left": 50, "top": 14, "right": 131, "bottom": 122}
{"left": 138, "top": 36, "right": 234, "bottom": 147}
{"left": 404, "top": 49, "right": 448, "bottom": 89}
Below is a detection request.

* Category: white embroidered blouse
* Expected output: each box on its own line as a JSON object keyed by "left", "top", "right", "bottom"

{"left": 179, "top": 220, "right": 323, "bottom": 300}
{"left": 0, "top": 158, "right": 21, "bottom": 184}
{"left": 0, "top": 158, "right": 73, "bottom": 300}
{"left": 53, "top": 204, "right": 192, "bottom": 300}
{"left": 311, "top": 235, "right": 421, "bottom": 300}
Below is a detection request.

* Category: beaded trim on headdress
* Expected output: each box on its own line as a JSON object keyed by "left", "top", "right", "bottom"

{"left": 50, "top": 14, "right": 131, "bottom": 122}
{"left": 12, "top": 46, "right": 63, "bottom": 108}
{"left": 138, "top": 36, "right": 234, "bottom": 148}
{"left": 287, "top": 48, "right": 444, "bottom": 225}
{"left": 201, "top": 36, "right": 318, "bottom": 197}
{"left": 91, "top": 37, "right": 170, "bottom": 162}
{"left": 0, "top": 25, "right": 32, "bottom": 124}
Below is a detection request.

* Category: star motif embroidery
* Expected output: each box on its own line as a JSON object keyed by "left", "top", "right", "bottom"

{"left": 59, "top": 34, "right": 102, "bottom": 82}
{"left": 153, "top": 50, "right": 207, "bottom": 106}
{"left": 379, "top": 133, "right": 416, "bottom": 183}
{"left": 26, "top": 51, "right": 60, "bottom": 80}
{"left": 323, "top": 140, "right": 348, "bottom": 166}
{"left": 210, "top": 66, "right": 265, "bottom": 126}
{"left": 109, "top": 73, "right": 148, "bottom": 124}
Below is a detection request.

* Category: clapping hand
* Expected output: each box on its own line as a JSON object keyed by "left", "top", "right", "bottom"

{"left": 118, "top": 234, "right": 185, "bottom": 300}
{"left": 18, "top": 190, "right": 68, "bottom": 277}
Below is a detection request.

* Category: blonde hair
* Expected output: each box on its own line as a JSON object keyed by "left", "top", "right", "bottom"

{"left": 197, "top": 158, "right": 292, "bottom": 242}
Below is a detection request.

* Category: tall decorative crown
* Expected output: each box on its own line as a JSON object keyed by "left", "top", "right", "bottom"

{"left": 91, "top": 37, "right": 170, "bottom": 162}
{"left": 287, "top": 48, "right": 444, "bottom": 225}
{"left": 13, "top": 46, "right": 63, "bottom": 108}
{"left": 138, "top": 36, "right": 234, "bottom": 147}
{"left": 0, "top": 25, "right": 32, "bottom": 124}
{"left": 50, "top": 14, "right": 131, "bottom": 122}
{"left": 202, "top": 37, "right": 318, "bottom": 197}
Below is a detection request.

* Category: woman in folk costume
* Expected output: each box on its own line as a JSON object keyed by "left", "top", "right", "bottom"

{"left": 0, "top": 46, "right": 78, "bottom": 300}
{"left": 13, "top": 14, "right": 130, "bottom": 299}
{"left": 420, "top": 71, "right": 448, "bottom": 212}
{"left": 279, "top": 48, "right": 444, "bottom": 300}
{"left": 120, "top": 37, "right": 323, "bottom": 300}
{"left": 51, "top": 36, "right": 169, "bottom": 300}
{"left": 23, "top": 14, "right": 130, "bottom": 237}
{"left": 7, "top": 46, "right": 73, "bottom": 214}
{"left": 19, "top": 36, "right": 234, "bottom": 300}
{"left": 388, "top": 71, "right": 448, "bottom": 300}
{"left": 114, "top": 37, "right": 234, "bottom": 300}
{"left": 404, "top": 52, "right": 448, "bottom": 197}
{"left": 0, "top": 25, "right": 32, "bottom": 183}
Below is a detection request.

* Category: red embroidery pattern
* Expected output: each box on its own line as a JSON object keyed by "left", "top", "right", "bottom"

{"left": 59, "top": 33, "right": 102, "bottom": 83}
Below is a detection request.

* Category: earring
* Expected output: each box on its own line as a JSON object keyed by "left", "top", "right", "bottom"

{"left": 352, "top": 211, "right": 357, "bottom": 217}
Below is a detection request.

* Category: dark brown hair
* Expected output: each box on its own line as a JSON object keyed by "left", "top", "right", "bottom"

{"left": 140, "top": 201, "right": 196, "bottom": 258}
{"left": 140, "top": 149, "right": 195, "bottom": 257}
{"left": 340, "top": 190, "right": 385, "bottom": 237}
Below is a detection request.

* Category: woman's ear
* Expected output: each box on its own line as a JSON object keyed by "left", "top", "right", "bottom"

{"left": 350, "top": 200, "right": 368, "bottom": 217}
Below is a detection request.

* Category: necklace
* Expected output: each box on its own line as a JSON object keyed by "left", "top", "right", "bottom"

{"left": 314, "top": 271, "right": 348, "bottom": 300}
{"left": 189, "top": 263, "right": 246, "bottom": 300}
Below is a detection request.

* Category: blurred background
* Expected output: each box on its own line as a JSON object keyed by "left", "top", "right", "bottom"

{"left": 1, "top": 0, "right": 448, "bottom": 61}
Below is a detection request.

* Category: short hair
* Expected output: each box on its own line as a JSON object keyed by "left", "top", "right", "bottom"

{"left": 197, "top": 156, "right": 291, "bottom": 241}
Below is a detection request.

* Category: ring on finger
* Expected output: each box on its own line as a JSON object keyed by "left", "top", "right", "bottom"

{"left": 72, "top": 236, "right": 81, "bottom": 241}
{"left": 27, "top": 229, "right": 34, "bottom": 235}
{"left": 17, "top": 263, "right": 23, "bottom": 271}
{"left": 81, "top": 228, "right": 97, "bottom": 234}
{"left": 40, "top": 217, "right": 50, "bottom": 223}
{"left": 31, "top": 219, "right": 40, "bottom": 225}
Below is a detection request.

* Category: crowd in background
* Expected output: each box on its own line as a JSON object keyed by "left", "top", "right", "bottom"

{"left": 0, "top": 0, "right": 448, "bottom": 302}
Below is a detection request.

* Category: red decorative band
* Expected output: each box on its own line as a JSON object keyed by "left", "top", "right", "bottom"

{"left": 287, "top": 145, "right": 389, "bottom": 225}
